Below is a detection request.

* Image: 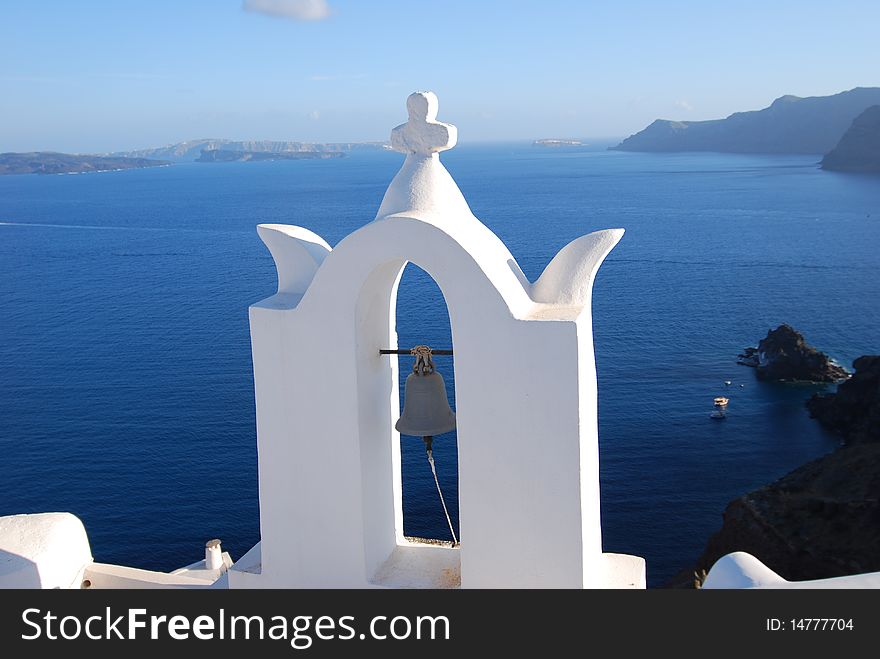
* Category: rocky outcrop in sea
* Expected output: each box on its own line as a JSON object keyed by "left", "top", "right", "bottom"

{"left": 737, "top": 324, "right": 848, "bottom": 382}
{"left": 807, "top": 355, "right": 880, "bottom": 444}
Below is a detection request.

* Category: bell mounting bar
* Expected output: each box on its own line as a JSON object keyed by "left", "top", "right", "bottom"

{"left": 379, "top": 349, "right": 454, "bottom": 355}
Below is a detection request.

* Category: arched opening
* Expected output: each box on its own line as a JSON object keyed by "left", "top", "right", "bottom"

{"left": 358, "top": 257, "right": 462, "bottom": 588}
{"left": 394, "top": 263, "right": 460, "bottom": 545}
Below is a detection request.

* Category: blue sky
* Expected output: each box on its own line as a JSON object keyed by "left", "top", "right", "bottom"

{"left": 1, "top": 0, "right": 878, "bottom": 152}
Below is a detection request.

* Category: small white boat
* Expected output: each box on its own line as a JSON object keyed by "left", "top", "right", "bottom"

{"left": 714, "top": 396, "right": 729, "bottom": 407}
{"left": 724, "top": 380, "right": 732, "bottom": 386}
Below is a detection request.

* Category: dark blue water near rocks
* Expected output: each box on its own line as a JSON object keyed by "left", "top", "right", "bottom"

{"left": 1, "top": 145, "right": 878, "bottom": 586}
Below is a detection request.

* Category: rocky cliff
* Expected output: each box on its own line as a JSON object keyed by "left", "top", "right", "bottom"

{"left": 612, "top": 87, "right": 880, "bottom": 154}
{"left": 688, "top": 443, "right": 880, "bottom": 583}
{"left": 821, "top": 105, "right": 880, "bottom": 172}
{"left": 807, "top": 356, "right": 880, "bottom": 444}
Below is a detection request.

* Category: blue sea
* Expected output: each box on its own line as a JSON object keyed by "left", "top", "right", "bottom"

{"left": 1, "top": 144, "right": 878, "bottom": 587}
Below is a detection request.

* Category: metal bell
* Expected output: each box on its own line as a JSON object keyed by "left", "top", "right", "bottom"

{"left": 395, "top": 346, "right": 456, "bottom": 438}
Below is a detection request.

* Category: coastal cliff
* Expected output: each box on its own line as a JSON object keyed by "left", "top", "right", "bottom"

{"left": 807, "top": 356, "right": 880, "bottom": 444}
{"left": 690, "top": 443, "right": 880, "bottom": 583}
{"left": 821, "top": 105, "right": 880, "bottom": 172}
{"left": 612, "top": 87, "right": 880, "bottom": 154}
{"left": 674, "top": 354, "right": 880, "bottom": 587}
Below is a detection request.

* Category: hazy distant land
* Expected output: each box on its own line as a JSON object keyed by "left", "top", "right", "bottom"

{"left": 613, "top": 87, "right": 880, "bottom": 154}
{"left": 112, "top": 139, "right": 388, "bottom": 162}
{"left": 533, "top": 138, "right": 584, "bottom": 147}
{"left": 0, "top": 152, "right": 169, "bottom": 176}
{"left": 0, "top": 139, "right": 388, "bottom": 175}
{"left": 6, "top": 93, "right": 878, "bottom": 176}
{"left": 196, "top": 149, "right": 346, "bottom": 163}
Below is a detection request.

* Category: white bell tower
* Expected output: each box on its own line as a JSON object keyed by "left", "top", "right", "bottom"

{"left": 228, "top": 92, "right": 645, "bottom": 588}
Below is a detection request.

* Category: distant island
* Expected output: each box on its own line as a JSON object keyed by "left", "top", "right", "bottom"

{"left": 112, "top": 139, "right": 387, "bottom": 162}
{"left": 0, "top": 152, "right": 169, "bottom": 176}
{"left": 821, "top": 105, "right": 880, "bottom": 172}
{"left": 196, "top": 149, "right": 346, "bottom": 163}
{"left": 612, "top": 87, "right": 880, "bottom": 154}
{"left": 0, "top": 139, "right": 388, "bottom": 175}
{"left": 533, "top": 139, "right": 584, "bottom": 147}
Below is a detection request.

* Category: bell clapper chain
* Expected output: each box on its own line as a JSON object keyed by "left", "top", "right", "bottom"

{"left": 423, "top": 434, "right": 458, "bottom": 546}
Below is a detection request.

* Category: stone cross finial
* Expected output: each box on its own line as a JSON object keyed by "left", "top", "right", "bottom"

{"left": 391, "top": 91, "right": 457, "bottom": 155}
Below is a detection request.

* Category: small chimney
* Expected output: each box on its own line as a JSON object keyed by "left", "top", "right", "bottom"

{"left": 205, "top": 539, "right": 223, "bottom": 570}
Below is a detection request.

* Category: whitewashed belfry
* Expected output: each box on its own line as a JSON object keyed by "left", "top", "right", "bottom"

{"left": 228, "top": 91, "right": 644, "bottom": 588}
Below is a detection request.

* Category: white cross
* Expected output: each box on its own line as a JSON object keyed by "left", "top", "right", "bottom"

{"left": 390, "top": 91, "right": 457, "bottom": 155}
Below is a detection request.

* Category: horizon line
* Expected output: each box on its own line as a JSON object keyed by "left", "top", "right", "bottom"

{"left": 3, "top": 136, "right": 629, "bottom": 155}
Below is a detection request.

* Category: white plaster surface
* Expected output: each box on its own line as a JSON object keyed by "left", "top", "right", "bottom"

{"left": 390, "top": 91, "right": 456, "bottom": 155}
{"left": 372, "top": 541, "right": 461, "bottom": 589}
{"left": 171, "top": 550, "right": 233, "bottom": 582}
{"left": 231, "top": 91, "right": 641, "bottom": 589}
{"left": 0, "top": 514, "right": 235, "bottom": 589}
{"left": 256, "top": 224, "right": 330, "bottom": 297}
{"left": 0, "top": 513, "right": 92, "bottom": 589}
{"left": 594, "top": 553, "right": 648, "bottom": 589}
{"left": 703, "top": 552, "right": 880, "bottom": 589}
{"left": 84, "top": 563, "right": 219, "bottom": 589}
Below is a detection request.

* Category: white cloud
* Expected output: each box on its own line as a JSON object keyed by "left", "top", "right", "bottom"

{"left": 308, "top": 110, "right": 321, "bottom": 120}
{"left": 674, "top": 99, "right": 693, "bottom": 112}
{"left": 243, "top": 0, "right": 332, "bottom": 21}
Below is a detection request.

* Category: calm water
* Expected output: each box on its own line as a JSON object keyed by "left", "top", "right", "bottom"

{"left": 1, "top": 145, "right": 878, "bottom": 586}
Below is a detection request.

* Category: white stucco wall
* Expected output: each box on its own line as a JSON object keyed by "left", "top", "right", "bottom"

{"left": 0, "top": 513, "right": 92, "bottom": 589}
{"left": 703, "top": 552, "right": 880, "bottom": 589}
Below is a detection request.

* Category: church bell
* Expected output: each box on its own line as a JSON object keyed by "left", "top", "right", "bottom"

{"left": 395, "top": 346, "right": 456, "bottom": 438}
